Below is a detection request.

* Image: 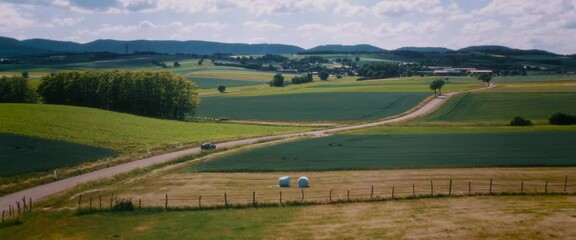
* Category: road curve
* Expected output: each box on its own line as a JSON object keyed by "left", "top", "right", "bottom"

{"left": 0, "top": 85, "right": 492, "bottom": 212}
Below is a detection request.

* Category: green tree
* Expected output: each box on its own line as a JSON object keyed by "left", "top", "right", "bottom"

{"left": 217, "top": 85, "right": 226, "bottom": 93}
{"left": 21, "top": 71, "right": 29, "bottom": 78}
{"left": 478, "top": 74, "right": 493, "bottom": 85}
{"left": 549, "top": 112, "right": 576, "bottom": 125}
{"left": 429, "top": 79, "right": 445, "bottom": 97}
{"left": 0, "top": 76, "right": 37, "bottom": 103}
{"left": 270, "top": 73, "right": 284, "bottom": 87}
{"left": 197, "top": 59, "right": 203, "bottom": 65}
{"left": 319, "top": 71, "right": 329, "bottom": 80}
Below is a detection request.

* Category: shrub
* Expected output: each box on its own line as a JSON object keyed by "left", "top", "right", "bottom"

{"left": 549, "top": 112, "right": 576, "bottom": 125}
{"left": 509, "top": 116, "right": 532, "bottom": 126}
{"left": 217, "top": 85, "right": 226, "bottom": 93}
{"left": 111, "top": 199, "right": 135, "bottom": 212}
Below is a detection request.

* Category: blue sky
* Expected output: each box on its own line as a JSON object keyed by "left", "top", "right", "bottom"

{"left": 1, "top": 0, "right": 575, "bottom": 54}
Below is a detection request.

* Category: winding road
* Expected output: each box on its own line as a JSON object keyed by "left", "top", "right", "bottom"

{"left": 0, "top": 85, "right": 493, "bottom": 212}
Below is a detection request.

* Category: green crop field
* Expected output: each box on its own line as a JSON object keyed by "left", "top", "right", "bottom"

{"left": 197, "top": 92, "right": 430, "bottom": 121}
{"left": 423, "top": 92, "right": 576, "bottom": 123}
{"left": 192, "top": 132, "right": 576, "bottom": 172}
{"left": 0, "top": 133, "right": 117, "bottom": 176}
{"left": 0, "top": 104, "right": 310, "bottom": 153}
{"left": 189, "top": 77, "right": 263, "bottom": 89}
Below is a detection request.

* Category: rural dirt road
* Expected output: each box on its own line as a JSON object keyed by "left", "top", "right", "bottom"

{"left": 0, "top": 85, "right": 492, "bottom": 212}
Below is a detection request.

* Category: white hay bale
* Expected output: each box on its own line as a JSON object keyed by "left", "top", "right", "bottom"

{"left": 278, "top": 176, "right": 291, "bottom": 187}
{"left": 297, "top": 176, "right": 309, "bottom": 188}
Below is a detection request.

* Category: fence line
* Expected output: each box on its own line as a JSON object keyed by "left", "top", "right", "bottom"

{"left": 63, "top": 176, "right": 576, "bottom": 214}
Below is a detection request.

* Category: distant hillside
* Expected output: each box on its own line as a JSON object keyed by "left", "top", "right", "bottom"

{"left": 0, "top": 37, "right": 304, "bottom": 56}
{"left": 458, "top": 45, "right": 558, "bottom": 56}
{"left": 395, "top": 47, "right": 453, "bottom": 53}
{"left": 304, "top": 44, "right": 384, "bottom": 53}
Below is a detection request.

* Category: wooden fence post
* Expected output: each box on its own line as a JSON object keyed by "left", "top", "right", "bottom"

{"left": 78, "top": 194, "right": 82, "bottom": 209}
{"left": 2, "top": 210, "right": 4, "bottom": 222}
{"left": 392, "top": 187, "right": 395, "bottom": 199}
{"left": 89, "top": 196, "right": 93, "bottom": 210}
{"left": 165, "top": 194, "right": 168, "bottom": 210}
{"left": 489, "top": 179, "right": 493, "bottom": 194}
{"left": 449, "top": 179, "right": 453, "bottom": 196}
{"left": 468, "top": 181, "right": 471, "bottom": 195}
{"left": 370, "top": 185, "right": 374, "bottom": 199}
{"left": 301, "top": 188, "right": 304, "bottom": 203}
{"left": 110, "top": 193, "right": 114, "bottom": 209}
{"left": 564, "top": 176, "right": 568, "bottom": 193}
{"left": 224, "top": 193, "right": 228, "bottom": 209}
{"left": 329, "top": 189, "right": 332, "bottom": 202}
{"left": 412, "top": 184, "right": 415, "bottom": 198}
{"left": 252, "top": 191, "right": 256, "bottom": 207}
{"left": 545, "top": 181, "right": 548, "bottom": 193}
{"left": 16, "top": 202, "right": 21, "bottom": 215}
{"left": 347, "top": 190, "right": 350, "bottom": 201}
{"left": 29, "top": 198, "right": 32, "bottom": 213}
{"left": 22, "top": 196, "right": 27, "bottom": 213}
{"left": 9, "top": 205, "right": 12, "bottom": 217}
{"left": 279, "top": 191, "right": 282, "bottom": 205}
{"left": 99, "top": 195, "right": 102, "bottom": 212}
{"left": 199, "top": 195, "right": 202, "bottom": 209}
{"left": 138, "top": 199, "right": 141, "bottom": 210}
{"left": 430, "top": 180, "right": 434, "bottom": 196}
{"left": 521, "top": 182, "right": 524, "bottom": 194}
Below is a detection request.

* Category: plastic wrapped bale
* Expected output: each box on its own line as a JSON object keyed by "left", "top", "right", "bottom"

{"left": 278, "top": 176, "right": 291, "bottom": 187}
{"left": 297, "top": 176, "right": 309, "bottom": 188}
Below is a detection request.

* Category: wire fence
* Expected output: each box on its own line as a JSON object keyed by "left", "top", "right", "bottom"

{"left": 2, "top": 176, "right": 574, "bottom": 223}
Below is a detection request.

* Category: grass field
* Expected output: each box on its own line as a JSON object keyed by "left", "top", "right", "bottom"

{"left": 0, "top": 104, "right": 311, "bottom": 153}
{"left": 0, "top": 133, "right": 117, "bottom": 176}
{"left": 191, "top": 131, "right": 576, "bottom": 172}
{"left": 422, "top": 84, "right": 576, "bottom": 123}
{"left": 2, "top": 195, "right": 574, "bottom": 239}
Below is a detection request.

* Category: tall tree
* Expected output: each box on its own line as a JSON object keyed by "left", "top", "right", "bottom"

{"left": 319, "top": 71, "right": 329, "bottom": 80}
{"left": 270, "top": 73, "right": 284, "bottom": 87}
{"left": 429, "top": 79, "right": 446, "bottom": 97}
{"left": 478, "top": 74, "right": 493, "bottom": 85}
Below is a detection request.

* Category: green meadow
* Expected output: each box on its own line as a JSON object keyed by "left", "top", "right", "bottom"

{"left": 0, "top": 104, "right": 310, "bottom": 153}
{"left": 0, "top": 133, "right": 117, "bottom": 176}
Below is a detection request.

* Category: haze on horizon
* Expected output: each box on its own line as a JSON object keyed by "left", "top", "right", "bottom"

{"left": 1, "top": 0, "right": 575, "bottom": 54}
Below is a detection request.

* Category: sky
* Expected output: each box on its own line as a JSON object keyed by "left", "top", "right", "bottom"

{"left": 1, "top": 0, "right": 575, "bottom": 54}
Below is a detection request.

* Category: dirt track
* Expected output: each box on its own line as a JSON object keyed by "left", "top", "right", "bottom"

{"left": 0, "top": 86, "right": 492, "bottom": 212}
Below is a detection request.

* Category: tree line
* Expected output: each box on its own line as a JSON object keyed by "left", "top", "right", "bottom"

{"left": 37, "top": 71, "right": 199, "bottom": 120}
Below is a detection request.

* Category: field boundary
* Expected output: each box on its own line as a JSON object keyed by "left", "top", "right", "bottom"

{"left": 18, "top": 176, "right": 571, "bottom": 219}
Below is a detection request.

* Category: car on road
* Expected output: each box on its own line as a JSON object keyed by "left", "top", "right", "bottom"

{"left": 200, "top": 141, "right": 216, "bottom": 150}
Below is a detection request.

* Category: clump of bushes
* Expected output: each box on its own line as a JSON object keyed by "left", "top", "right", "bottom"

{"left": 0, "top": 76, "right": 38, "bottom": 103}
{"left": 549, "top": 112, "right": 576, "bottom": 125}
{"left": 509, "top": 116, "right": 532, "bottom": 126}
{"left": 111, "top": 199, "right": 135, "bottom": 212}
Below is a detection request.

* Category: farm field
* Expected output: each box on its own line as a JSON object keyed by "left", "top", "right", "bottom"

{"left": 3, "top": 193, "right": 574, "bottom": 239}
{"left": 191, "top": 131, "right": 576, "bottom": 172}
{"left": 0, "top": 104, "right": 310, "bottom": 153}
{"left": 196, "top": 77, "right": 481, "bottom": 121}
{"left": 197, "top": 92, "right": 430, "bottom": 121}
{"left": 0, "top": 133, "right": 117, "bottom": 176}
{"left": 422, "top": 81, "right": 576, "bottom": 123}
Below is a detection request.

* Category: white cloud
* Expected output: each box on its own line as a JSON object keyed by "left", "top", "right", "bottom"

{"left": 243, "top": 21, "right": 282, "bottom": 31}
{"left": 477, "top": 0, "right": 567, "bottom": 16}
{"left": 372, "top": 0, "right": 442, "bottom": 15}
{"left": 48, "top": 17, "right": 84, "bottom": 27}
{"left": 0, "top": 4, "right": 35, "bottom": 33}
{"left": 462, "top": 19, "right": 502, "bottom": 33}
{"left": 334, "top": 0, "right": 370, "bottom": 17}
{"left": 240, "top": 0, "right": 330, "bottom": 16}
